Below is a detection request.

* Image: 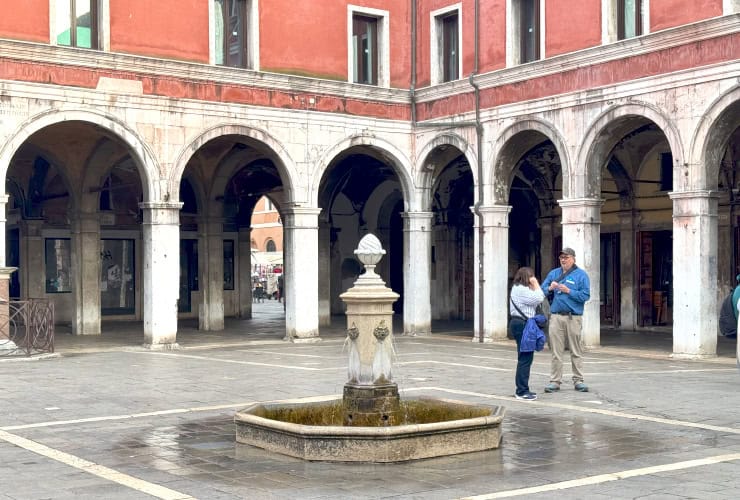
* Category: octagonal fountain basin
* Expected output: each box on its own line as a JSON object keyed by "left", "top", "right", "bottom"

{"left": 235, "top": 397, "right": 505, "bottom": 463}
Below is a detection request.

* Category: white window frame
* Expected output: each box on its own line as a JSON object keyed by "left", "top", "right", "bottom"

{"left": 601, "top": 0, "right": 650, "bottom": 44}
{"left": 430, "top": 3, "right": 463, "bottom": 85}
{"left": 209, "top": 0, "right": 260, "bottom": 70}
{"left": 347, "top": 5, "right": 390, "bottom": 88}
{"left": 50, "top": 0, "right": 110, "bottom": 51}
{"left": 506, "top": 0, "right": 546, "bottom": 67}
{"left": 724, "top": 0, "right": 740, "bottom": 14}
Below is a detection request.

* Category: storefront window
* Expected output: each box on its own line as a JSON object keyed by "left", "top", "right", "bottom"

{"left": 100, "top": 239, "right": 135, "bottom": 315}
{"left": 45, "top": 238, "right": 72, "bottom": 293}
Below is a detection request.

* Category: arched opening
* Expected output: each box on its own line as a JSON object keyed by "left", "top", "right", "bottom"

{"left": 318, "top": 148, "right": 405, "bottom": 318}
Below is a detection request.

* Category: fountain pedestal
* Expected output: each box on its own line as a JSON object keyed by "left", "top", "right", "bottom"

{"left": 235, "top": 233, "right": 505, "bottom": 462}
{"left": 339, "top": 234, "right": 400, "bottom": 426}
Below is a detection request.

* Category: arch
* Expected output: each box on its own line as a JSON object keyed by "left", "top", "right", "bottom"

{"left": 0, "top": 108, "right": 159, "bottom": 203}
{"left": 310, "top": 134, "right": 415, "bottom": 211}
{"left": 688, "top": 85, "right": 740, "bottom": 190}
{"left": 170, "top": 124, "right": 299, "bottom": 207}
{"left": 416, "top": 132, "right": 478, "bottom": 196}
{"left": 489, "top": 117, "right": 570, "bottom": 204}
{"left": 576, "top": 101, "right": 684, "bottom": 199}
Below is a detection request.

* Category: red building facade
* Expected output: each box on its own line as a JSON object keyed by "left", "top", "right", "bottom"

{"left": 0, "top": 1, "right": 738, "bottom": 357}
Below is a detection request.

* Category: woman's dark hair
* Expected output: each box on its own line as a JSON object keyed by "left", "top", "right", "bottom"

{"left": 513, "top": 266, "right": 535, "bottom": 286}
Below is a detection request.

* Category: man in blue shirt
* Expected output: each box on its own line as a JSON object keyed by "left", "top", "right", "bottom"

{"left": 541, "top": 247, "right": 591, "bottom": 393}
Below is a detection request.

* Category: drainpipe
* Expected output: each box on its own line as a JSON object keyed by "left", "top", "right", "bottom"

{"left": 470, "top": 0, "right": 485, "bottom": 342}
{"left": 410, "top": 0, "right": 417, "bottom": 125}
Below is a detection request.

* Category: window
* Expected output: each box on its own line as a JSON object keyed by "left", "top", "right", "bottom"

{"left": 266, "top": 239, "right": 277, "bottom": 252}
{"left": 519, "top": 0, "right": 540, "bottom": 63}
{"left": 659, "top": 152, "right": 673, "bottom": 192}
{"left": 352, "top": 15, "right": 378, "bottom": 85}
{"left": 618, "top": 0, "right": 643, "bottom": 39}
{"left": 54, "top": 0, "right": 99, "bottom": 49}
{"left": 348, "top": 6, "right": 390, "bottom": 87}
{"left": 602, "top": 0, "right": 648, "bottom": 43}
{"left": 100, "top": 239, "right": 135, "bottom": 315}
{"left": 507, "top": 0, "right": 544, "bottom": 66}
{"left": 213, "top": 0, "right": 258, "bottom": 69}
{"left": 431, "top": 5, "right": 462, "bottom": 84}
{"left": 45, "top": 238, "right": 72, "bottom": 293}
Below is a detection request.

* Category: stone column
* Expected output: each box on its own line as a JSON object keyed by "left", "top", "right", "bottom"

{"left": 318, "top": 216, "right": 331, "bottom": 326}
{"left": 538, "top": 217, "right": 555, "bottom": 276}
{"left": 237, "top": 227, "right": 253, "bottom": 318}
{"left": 558, "top": 198, "right": 603, "bottom": 348}
{"left": 670, "top": 190, "right": 719, "bottom": 358}
{"left": 198, "top": 217, "right": 224, "bottom": 331}
{"left": 140, "top": 202, "right": 182, "bottom": 349}
{"left": 618, "top": 211, "right": 636, "bottom": 330}
{"left": 21, "top": 219, "right": 45, "bottom": 299}
{"left": 402, "top": 211, "right": 432, "bottom": 336}
{"left": 0, "top": 194, "right": 7, "bottom": 267}
{"left": 0, "top": 267, "right": 18, "bottom": 351}
{"left": 472, "top": 205, "right": 511, "bottom": 342}
{"left": 283, "top": 207, "right": 321, "bottom": 342}
{"left": 70, "top": 213, "right": 101, "bottom": 335}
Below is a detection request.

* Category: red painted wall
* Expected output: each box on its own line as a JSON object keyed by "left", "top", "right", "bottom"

{"left": 110, "top": 1, "right": 209, "bottom": 63}
{"left": 478, "top": 0, "right": 508, "bottom": 74}
{"left": 546, "top": 0, "right": 601, "bottom": 57}
{"left": 260, "top": 0, "right": 410, "bottom": 87}
{"left": 0, "top": 0, "right": 49, "bottom": 43}
{"left": 650, "top": 0, "right": 723, "bottom": 32}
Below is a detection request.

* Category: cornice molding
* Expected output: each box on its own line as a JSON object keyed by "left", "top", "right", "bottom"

{"left": 415, "top": 14, "right": 740, "bottom": 103}
{"left": 0, "top": 40, "right": 410, "bottom": 105}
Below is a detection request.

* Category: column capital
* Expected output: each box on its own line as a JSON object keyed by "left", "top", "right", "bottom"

{"left": 402, "top": 211, "right": 433, "bottom": 232}
{"left": 472, "top": 204, "right": 511, "bottom": 227}
{"left": 283, "top": 206, "right": 321, "bottom": 229}
{"left": 558, "top": 197, "right": 604, "bottom": 224}
{"left": 668, "top": 189, "right": 720, "bottom": 201}
{"left": 670, "top": 190, "right": 719, "bottom": 217}
{"left": 0, "top": 267, "right": 17, "bottom": 278}
{"left": 139, "top": 202, "right": 183, "bottom": 225}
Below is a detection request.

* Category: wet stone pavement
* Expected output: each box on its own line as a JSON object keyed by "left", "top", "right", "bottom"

{"left": 1, "top": 304, "right": 739, "bottom": 499}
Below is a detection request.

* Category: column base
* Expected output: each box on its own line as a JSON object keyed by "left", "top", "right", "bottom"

{"left": 471, "top": 336, "right": 495, "bottom": 343}
{"left": 143, "top": 342, "right": 181, "bottom": 351}
{"left": 287, "top": 336, "right": 322, "bottom": 344}
{"left": 670, "top": 352, "right": 717, "bottom": 360}
{"left": 0, "top": 339, "right": 18, "bottom": 351}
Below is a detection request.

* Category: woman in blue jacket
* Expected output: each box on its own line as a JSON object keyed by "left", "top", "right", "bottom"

{"left": 509, "top": 267, "right": 545, "bottom": 401}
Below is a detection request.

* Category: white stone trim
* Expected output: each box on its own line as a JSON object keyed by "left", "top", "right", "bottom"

{"left": 49, "top": 0, "right": 109, "bottom": 50}
{"left": 416, "top": 15, "right": 736, "bottom": 100}
{"left": 506, "top": 0, "right": 546, "bottom": 68}
{"left": 347, "top": 4, "right": 390, "bottom": 88}
{"left": 430, "top": 3, "right": 463, "bottom": 86}
{"left": 724, "top": 0, "right": 740, "bottom": 14}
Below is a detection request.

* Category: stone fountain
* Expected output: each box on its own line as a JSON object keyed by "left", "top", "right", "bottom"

{"left": 235, "top": 234, "right": 504, "bottom": 462}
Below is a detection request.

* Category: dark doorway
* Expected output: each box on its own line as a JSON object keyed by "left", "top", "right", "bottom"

{"left": 637, "top": 230, "right": 672, "bottom": 326}
{"left": 179, "top": 239, "right": 198, "bottom": 313}
{"left": 600, "top": 233, "right": 620, "bottom": 326}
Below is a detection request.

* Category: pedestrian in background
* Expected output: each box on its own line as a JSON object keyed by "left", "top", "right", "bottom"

{"left": 509, "top": 266, "right": 545, "bottom": 401}
{"left": 541, "top": 247, "right": 591, "bottom": 393}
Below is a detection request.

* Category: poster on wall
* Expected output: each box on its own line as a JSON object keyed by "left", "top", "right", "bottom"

{"left": 101, "top": 239, "right": 135, "bottom": 315}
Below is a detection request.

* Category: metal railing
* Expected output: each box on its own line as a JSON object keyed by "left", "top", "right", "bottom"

{"left": 0, "top": 299, "right": 55, "bottom": 357}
